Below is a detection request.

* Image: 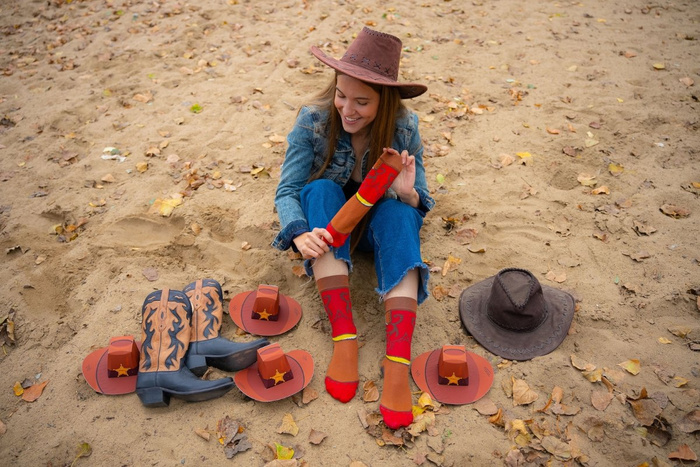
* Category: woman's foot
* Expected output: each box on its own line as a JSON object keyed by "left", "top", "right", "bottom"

{"left": 379, "top": 358, "right": 413, "bottom": 429}
{"left": 325, "top": 339, "right": 359, "bottom": 402}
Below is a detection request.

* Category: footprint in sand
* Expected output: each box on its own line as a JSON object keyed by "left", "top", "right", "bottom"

{"left": 98, "top": 216, "right": 185, "bottom": 249}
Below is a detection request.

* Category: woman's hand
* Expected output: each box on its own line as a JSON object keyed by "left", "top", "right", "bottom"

{"left": 386, "top": 147, "right": 419, "bottom": 207}
{"left": 292, "top": 228, "right": 333, "bottom": 259}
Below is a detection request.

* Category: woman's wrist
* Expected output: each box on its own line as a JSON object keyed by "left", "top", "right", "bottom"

{"left": 398, "top": 188, "right": 419, "bottom": 207}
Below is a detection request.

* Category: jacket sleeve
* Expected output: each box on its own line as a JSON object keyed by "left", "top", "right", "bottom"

{"left": 407, "top": 112, "right": 435, "bottom": 216}
{"left": 271, "top": 108, "right": 316, "bottom": 251}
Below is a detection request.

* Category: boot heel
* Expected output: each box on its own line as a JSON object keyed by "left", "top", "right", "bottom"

{"left": 185, "top": 353, "right": 208, "bottom": 377}
{"left": 136, "top": 387, "right": 171, "bottom": 408}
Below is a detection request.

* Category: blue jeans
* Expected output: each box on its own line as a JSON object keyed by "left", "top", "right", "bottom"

{"left": 300, "top": 179, "right": 430, "bottom": 305}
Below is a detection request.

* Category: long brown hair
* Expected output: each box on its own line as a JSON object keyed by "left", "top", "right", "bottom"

{"left": 307, "top": 72, "right": 405, "bottom": 251}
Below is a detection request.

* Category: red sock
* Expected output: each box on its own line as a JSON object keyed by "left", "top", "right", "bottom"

{"left": 380, "top": 297, "right": 416, "bottom": 429}
{"left": 317, "top": 275, "right": 358, "bottom": 403}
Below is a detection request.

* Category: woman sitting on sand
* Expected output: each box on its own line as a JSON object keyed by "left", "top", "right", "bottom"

{"left": 272, "top": 27, "right": 434, "bottom": 429}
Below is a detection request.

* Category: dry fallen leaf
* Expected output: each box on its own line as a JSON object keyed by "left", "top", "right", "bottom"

{"left": 577, "top": 173, "right": 597, "bottom": 187}
{"left": 512, "top": 377, "right": 539, "bottom": 406}
{"left": 473, "top": 397, "right": 499, "bottom": 416}
{"left": 668, "top": 444, "right": 697, "bottom": 461}
{"left": 22, "top": 380, "right": 48, "bottom": 402}
{"left": 591, "top": 390, "right": 614, "bottom": 411}
{"left": 308, "top": 428, "right": 327, "bottom": 445}
{"left": 659, "top": 204, "right": 690, "bottom": 219}
{"left": 277, "top": 413, "right": 299, "bottom": 436}
{"left": 545, "top": 270, "right": 566, "bottom": 283}
{"left": 363, "top": 380, "right": 379, "bottom": 402}
{"left": 618, "top": 359, "right": 641, "bottom": 375}
{"left": 571, "top": 355, "right": 596, "bottom": 372}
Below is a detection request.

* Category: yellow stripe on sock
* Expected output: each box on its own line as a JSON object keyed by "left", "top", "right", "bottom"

{"left": 386, "top": 355, "right": 410, "bottom": 365}
{"left": 332, "top": 334, "right": 357, "bottom": 342}
{"left": 355, "top": 192, "right": 374, "bottom": 207}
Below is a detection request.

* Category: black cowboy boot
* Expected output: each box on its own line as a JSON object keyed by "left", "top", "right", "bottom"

{"left": 135, "top": 288, "right": 235, "bottom": 407}
{"left": 183, "top": 279, "right": 269, "bottom": 376}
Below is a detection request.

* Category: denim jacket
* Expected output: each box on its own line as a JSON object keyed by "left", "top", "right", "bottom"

{"left": 272, "top": 105, "right": 435, "bottom": 251}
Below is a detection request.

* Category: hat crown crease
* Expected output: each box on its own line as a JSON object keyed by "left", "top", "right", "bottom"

{"left": 487, "top": 269, "right": 548, "bottom": 332}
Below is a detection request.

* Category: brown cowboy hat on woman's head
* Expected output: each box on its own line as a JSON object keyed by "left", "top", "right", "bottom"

{"left": 310, "top": 27, "right": 427, "bottom": 99}
{"left": 459, "top": 268, "right": 575, "bottom": 361}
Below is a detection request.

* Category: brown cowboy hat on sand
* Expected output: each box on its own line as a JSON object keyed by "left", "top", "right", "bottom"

{"left": 229, "top": 284, "right": 302, "bottom": 337}
{"left": 310, "top": 27, "right": 427, "bottom": 99}
{"left": 82, "top": 335, "right": 142, "bottom": 395}
{"left": 459, "top": 268, "right": 575, "bottom": 361}
{"left": 411, "top": 345, "right": 494, "bottom": 405}
{"left": 234, "top": 343, "right": 314, "bottom": 402}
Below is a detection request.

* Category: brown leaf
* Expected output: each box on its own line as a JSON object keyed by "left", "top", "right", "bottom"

{"left": 488, "top": 408, "right": 504, "bottom": 427}
{"left": 22, "top": 380, "right": 48, "bottom": 402}
{"left": 541, "top": 436, "right": 571, "bottom": 460}
{"left": 291, "top": 265, "right": 306, "bottom": 278}
{"left": 431, "top": 285, "right": 448, "bottom": 301}
{"left": 546, "top": 127, "right": 560, "bottom": 135}
{"left": 545, "top": 270, "right": 566, "bottom": 283}
{"left": 591, "top": 390, "right": 614, "bottom": 411}
{"left": 308, "top": 429, "right": 327, "bottom": 445}
{"left": 659, "top": 204, "right": 690, "bottom": 219}
{"left": 142, "top": 267, "right": 158, "bottom": 281}
{"left": 381, "top": 428, "right": 404, "bottom": 446}
{"left": 668, "top": 444, "right": 697, "bottom": 461}
{"left": 363, "top": 380, "right": 379, "bottom": 402}
{"left": 677, "top": 410, "right": 700, "bottom": 433}
{"left": 473, "top": 397, "right": 499, "bottom": 416}
{"left": 454, "top": 228, "right": 478, "bottom": 244}
{"left": 301, "top": 386, "right": 318, "bottom": 405}
{"left": 133, "top": 91, "right": 153, "bottom": 103}
{"left": 629, "top": 398, "right": 662, "bottom": 426}
{"left": 512, "top": 377, "right": 539, "bottom": 406}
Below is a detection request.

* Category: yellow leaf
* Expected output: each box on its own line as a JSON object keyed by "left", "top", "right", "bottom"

{"left": 692, "top": 182, "right": 700, "bottom": 189}
{"left": 150, "top": 197, "right": 183, "bottom": 217}
{"left": 652, "top": 63, "right": 665, "bottom": 70}
{"left": 618, "top": 359, "right": 640, "bottom": 375}
{"left": 577, "top": 173, "right": 597, "bottom": 187}
{"left": 657, "top": 337, "right": 672, "bottom": 344}
{"left": 515, "top": 152, "right": 532, "bottom": 159}
{"left": 591, "top": 186, "right": 610, "bottom": 195}
{"left": 582, "top": 369, "right": 603, "bottom": 382}
{"left": 617, "top": 98, "right": 624, "bottom": 103}
{"left": 412, "top": 404, "right": 426, "bottom": 417}
{"left": 673, "top": 376, "right": 688, "bottom": 388}
{"left": 13, "top": 381, "right": 23, "bottom": 396}
{"left": 275, "top": 443, "right": 294, "bottom": 460}
{"left": 417, "top": 392, "right": 438, "bottom": 410}
{"left": 608, "top": 163, "right": 624, "bottom": 175}
{"left": 136, "top": 162, "right": 148, "bottom": 173}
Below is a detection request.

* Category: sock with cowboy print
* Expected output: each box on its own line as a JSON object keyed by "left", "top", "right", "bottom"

{"left": 379, "top": 297, "right": 416, "bottom": 429}
{"left": 317, "top": 275, "right": 358, "bottom": 403}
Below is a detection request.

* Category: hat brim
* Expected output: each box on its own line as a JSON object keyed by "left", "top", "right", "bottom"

{"left": 81, "top": 339, "right": 142, "bottom": 395}
{"left": 233, "top": 350, "right": 314, "bottom": 402}
{"left": 411, "top": 349, "right": 494, "bottom": 405}
{"left": 310, "top": 46, "right": 427, "bottom": 99}
{"left": 229, "top": 290, "right": 302, "bottom": 337}
{"left": 459, "top": 275, "right": 575, "bottom": 361}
